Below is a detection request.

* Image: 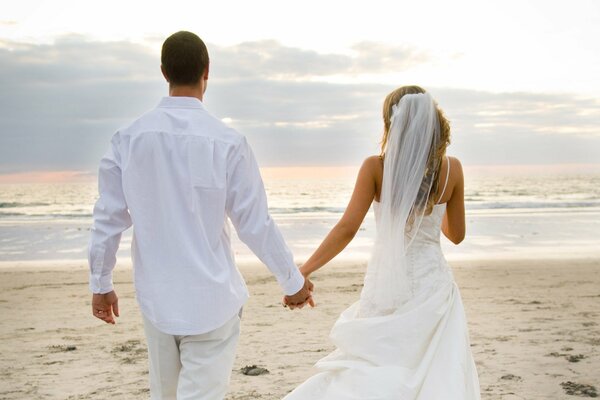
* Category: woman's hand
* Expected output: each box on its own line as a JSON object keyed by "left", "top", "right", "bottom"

{"left": 282, "top": 276, "right": 315, "bottom": 309}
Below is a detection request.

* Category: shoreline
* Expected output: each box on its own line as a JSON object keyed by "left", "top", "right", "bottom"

{"left": 2, "top": 255, "right": 600, "bottom": 270}
{"left": 3, "top": 206, "right": 600, "bottom": 265}
{"left": 0, "top": 258, "right": 599, "bottom": 399}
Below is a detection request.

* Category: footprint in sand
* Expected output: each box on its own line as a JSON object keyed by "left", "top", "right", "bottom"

{"left": 561, "top": 381, "right": 598, "bottom": 397}
{"left": 240, "top": 365, "right": 270, "bottom": 376}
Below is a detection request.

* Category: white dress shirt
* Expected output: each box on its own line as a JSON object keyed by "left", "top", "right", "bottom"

{"left": 88, "top": 96, "right": 304, "bottom": 335}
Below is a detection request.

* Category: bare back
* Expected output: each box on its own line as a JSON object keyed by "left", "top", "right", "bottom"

{"left": 370, "top": 155, "right": 465, "bottom": 244}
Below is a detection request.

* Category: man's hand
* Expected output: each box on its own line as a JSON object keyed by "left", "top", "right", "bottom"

{"left": 283, "top": 278, "right": 315, "bottom": 309}
{"left": 92, "top": 290, "right": 119, "bottom": 324}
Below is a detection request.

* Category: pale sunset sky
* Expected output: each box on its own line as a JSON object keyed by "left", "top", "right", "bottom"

{"left": 1, "top": 0, "right": 599, "bottom": 182}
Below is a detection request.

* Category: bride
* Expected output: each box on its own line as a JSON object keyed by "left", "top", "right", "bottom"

{"left": 284, "top": 86, "right": 481, "bottom": 399}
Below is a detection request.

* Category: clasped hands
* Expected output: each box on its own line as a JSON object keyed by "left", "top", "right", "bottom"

{"left": 283, "top": 269, "right": 315, "bottom": 310}
{"left": 92, "top": 271, "right": 315, "bottom": 325}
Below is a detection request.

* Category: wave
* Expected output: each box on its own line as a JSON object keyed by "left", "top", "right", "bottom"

{"left": 271, "top": 202, "right": 600, "bottom": 215}
{"left": 0, "top": 201, "right": 51, "bottom": 208}
{"left": 0, "top": 212, "right": 25, "bottom": 217}
{"left": 0, "top": 212, "right": 92, "bottom": 219}
{"left": 466, "top": 200, "right": 600, "bottom": 210}
{"left": 1, "top": 201, "right": 599, "bottom": 221}
{"left": 269, "top": 206, "right": 345, "bottom": 215}
{"left": 0, "top": 206, "right": 345, "bottom": 218}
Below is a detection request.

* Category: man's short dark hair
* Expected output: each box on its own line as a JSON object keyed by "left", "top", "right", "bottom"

{"left": 161, "top": 31, "right": 209, "bottom": 86}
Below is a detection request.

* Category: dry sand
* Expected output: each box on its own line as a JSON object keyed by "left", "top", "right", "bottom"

{"left": 0, "top": 259, "right": 599, "bottom": 399}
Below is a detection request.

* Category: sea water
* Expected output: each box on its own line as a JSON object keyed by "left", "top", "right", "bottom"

{"left": 1, "top": 166, "right": 599, "bottom": 265}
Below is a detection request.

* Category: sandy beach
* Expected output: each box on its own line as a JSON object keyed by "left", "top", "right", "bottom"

{"left": 0, "top": 258, "right": 599, "bottom": 399}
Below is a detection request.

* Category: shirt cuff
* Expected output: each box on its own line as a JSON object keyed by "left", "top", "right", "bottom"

{"left": 89, "top": 273, "right": 114, "bottom": 294}
{"left": 277, "top": 267, "right": 305, "bottom": 296}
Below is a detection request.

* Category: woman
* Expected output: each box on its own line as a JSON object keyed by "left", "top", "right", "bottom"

{"left": 284, "top": 86, "right": 481, "bottom": 399}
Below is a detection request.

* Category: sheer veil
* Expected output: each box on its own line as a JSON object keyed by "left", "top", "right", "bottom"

{"left": 359, "top": 92, "right": 441, "bottom": 316}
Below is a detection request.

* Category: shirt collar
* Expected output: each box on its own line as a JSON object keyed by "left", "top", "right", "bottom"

{"left": 157, "top": 96, "right": 206, "bottom": 110}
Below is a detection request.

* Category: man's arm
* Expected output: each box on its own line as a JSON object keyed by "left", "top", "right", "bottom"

{"left": 88, "top": 133, "right": 132, "bottom": 323}
{"left": 225, "top": 136, "right": 310, "bottom": 302}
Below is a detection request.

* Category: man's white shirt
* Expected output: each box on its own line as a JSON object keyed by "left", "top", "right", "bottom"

{"left": 88, "top": 96, "right": 304, "bottom": 335}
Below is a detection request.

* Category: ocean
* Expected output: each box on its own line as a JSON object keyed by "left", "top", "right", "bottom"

{"left": 1, "top": 166, "right": 599, "bottom": 265}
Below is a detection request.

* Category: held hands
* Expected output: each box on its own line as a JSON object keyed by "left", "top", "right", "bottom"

{"left": 92, "top": 290, "right": 120, "bottom": 324}
{"left": 283, "top": 272, "right": 315, "bottom": 310}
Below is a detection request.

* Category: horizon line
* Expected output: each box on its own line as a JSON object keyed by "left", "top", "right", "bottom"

{"left": 2, "top": 163, "right": 600, "bottom": 184}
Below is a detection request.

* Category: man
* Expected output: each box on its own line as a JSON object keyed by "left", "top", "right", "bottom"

{"left": 88, "top": 31, "right": 313, "bottom": 399}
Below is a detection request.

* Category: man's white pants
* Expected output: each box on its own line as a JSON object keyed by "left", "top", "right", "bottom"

{"left": 142, "top": 313, "right": 241, "bottom": 400}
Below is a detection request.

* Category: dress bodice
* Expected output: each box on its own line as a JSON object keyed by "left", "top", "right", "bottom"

{"left": 373, "top": 200, "right": 446, "bottom": 245}
{"left": 372, "top": 201, "right": 453, "bottom": 296}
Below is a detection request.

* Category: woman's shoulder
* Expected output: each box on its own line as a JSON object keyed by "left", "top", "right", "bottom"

{"left": 364, "top": 155, "right": 383, "bottom": 165}
{"left": 361, "top": 155, "right": 384, "bottom": 175}
{"left": 445, "top": 156, "right": 463, "bottom": 177}
{"left": 442, "top": 156, "right": 464, "bottom": 201}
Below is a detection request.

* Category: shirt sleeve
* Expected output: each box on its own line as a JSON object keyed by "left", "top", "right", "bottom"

{"left": 225, "top": 137, "right": 304, "bottom": 296}
{"left": 88, "top": 133, "right": 133, "bottom": 294}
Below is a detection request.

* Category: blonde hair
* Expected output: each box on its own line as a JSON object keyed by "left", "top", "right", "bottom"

{"left": 380, "top": 85, "right": 451, "bottom": 215}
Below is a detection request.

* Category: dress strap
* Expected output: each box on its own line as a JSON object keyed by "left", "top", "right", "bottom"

{"left": 437, "top": 157, "right": 451, "bottom": 204}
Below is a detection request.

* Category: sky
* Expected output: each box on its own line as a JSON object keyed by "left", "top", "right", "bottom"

{"left": 1, "top": 0, "right": 600, "bottom": 178}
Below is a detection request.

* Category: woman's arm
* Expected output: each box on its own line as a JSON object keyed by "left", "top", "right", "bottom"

{"left": 441, "top": 157, "right": 466, "bottom": 244}
{"left": 300, "top": 157, "right": 379, "bottom": 277}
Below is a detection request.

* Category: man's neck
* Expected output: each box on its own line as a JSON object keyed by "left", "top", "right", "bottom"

{"left": 169, "top": 84, "right": 204, "bottom": 101}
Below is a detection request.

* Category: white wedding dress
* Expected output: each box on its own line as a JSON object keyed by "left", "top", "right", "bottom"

{"left": 284, "top": 93, "right": 481, "bottom": 400}
{"left": 284, "top": 202, "right": 481, "bottom": 399}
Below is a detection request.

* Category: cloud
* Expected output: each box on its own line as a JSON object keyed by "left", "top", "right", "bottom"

{"left": 210, "top": 40, "right": 428, "bottom": 80}
{"left": 433, "top": 89, "right": 600, "bottom": 138}
{"left": 0, "top": 35, "right": 599, "bottom": 173}
{"left": 427, "top": 88, "right": 600, "bottom": 164}
{"left": 350, "top": 42, "right": 429, "bottom": 73}
{"left": 0, "top": 35, "right": 163, "bottom": 173}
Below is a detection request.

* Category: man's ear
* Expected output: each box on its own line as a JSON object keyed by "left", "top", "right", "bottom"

{"left": 203, "top": 62, "right": 209, "bottom": 81}
{"left": 160, "top": 65, "right": 170, "bottom": 82}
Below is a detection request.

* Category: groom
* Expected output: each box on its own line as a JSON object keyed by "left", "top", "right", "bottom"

{"left": 88, "top": 31, "right": 313, "bottom": 399}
